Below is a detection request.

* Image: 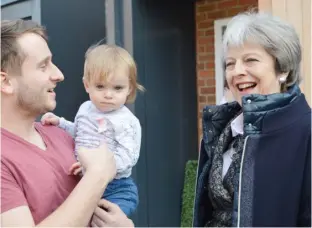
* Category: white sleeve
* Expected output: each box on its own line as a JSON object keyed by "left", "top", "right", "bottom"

{"left": 58, "top": 101, "right": 92, "bottom": 138}
{"left": 113, "top": 119, "right": 141, "bottom": 173}
{"left": 59, "top": 117, "right": 76, "bottom": 138}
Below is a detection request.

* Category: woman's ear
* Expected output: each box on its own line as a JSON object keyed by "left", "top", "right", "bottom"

{"left": 278, "top": 72, "right": 289, "bottom": 83}
{"left": 278, "top": 72, "right": 289, "bottom": 92}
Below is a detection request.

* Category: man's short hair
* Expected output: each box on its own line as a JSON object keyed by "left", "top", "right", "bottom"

{"left": 1, "top": 19, "right": 47, "bottom": 75}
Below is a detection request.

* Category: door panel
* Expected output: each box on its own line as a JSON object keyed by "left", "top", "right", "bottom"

{"left": 132, "top": 1, "right": 198, "bottom": 226}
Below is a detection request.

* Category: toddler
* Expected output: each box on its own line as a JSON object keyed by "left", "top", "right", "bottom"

{"left": 41, "top": 44, "right": 144, "bottom": 216}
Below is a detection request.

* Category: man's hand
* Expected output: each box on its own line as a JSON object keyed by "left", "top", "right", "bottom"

{"left": 41, "top": 112, "right": 60, "bottom": 125}
{"left": 77, "top": 144, "right": 116, "bottom": 182}
{"left": 91, "top": 199, "right": 134, "bottom": 227}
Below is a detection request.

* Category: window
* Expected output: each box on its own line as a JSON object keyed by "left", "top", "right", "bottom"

{"left": 1, "top": 0, "right": 40, "bottom": 23}
{"left": 214, "top": 18, "right": 231, "bottom": 104}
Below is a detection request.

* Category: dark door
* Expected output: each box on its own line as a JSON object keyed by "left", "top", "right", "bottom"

{"left": 41, "top": 0, "right": 107, "bottom": 120}
{"left": 132, "top": 0, "right": 198, "bottom": 226}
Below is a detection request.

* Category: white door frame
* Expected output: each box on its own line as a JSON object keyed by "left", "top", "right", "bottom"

{"left": 214, "top": 17, "right": 231, "bottom": 104}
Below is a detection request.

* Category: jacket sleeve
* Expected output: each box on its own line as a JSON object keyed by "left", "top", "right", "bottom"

{"left": 297, "top": 132, "right": 311, "bottom": 227}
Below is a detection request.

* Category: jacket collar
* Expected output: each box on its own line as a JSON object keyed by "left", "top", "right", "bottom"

{"left": 202, "top": 84, "right": 310, "bottom": 137}
{"left": 242, "top": 84, "right": 309, "bottom": 134}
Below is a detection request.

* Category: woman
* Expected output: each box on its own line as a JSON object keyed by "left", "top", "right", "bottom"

{"left": 193, "top": 11, "right": 311, "bottom": 227}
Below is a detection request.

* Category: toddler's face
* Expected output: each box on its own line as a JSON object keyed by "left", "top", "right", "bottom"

{"left": 84, "top": 68, "right": 131, "bottom": 112}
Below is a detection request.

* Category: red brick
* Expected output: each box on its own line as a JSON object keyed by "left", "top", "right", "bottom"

{"left": 198, "top": 54, "right": 214, "bottom": 62}
{"left": 208, "top": 95, "right": 216, "bottom": 103}
{"left": 197, "top": 79, "right": 206, "bottom": 86}
{"left": 197, "top": 30, "right": 206, "bottom": 37}
{"left": 196, "top": 13, "right": 207, "bottom": 22}
{"left": 218, "top": 0, "right": 239, "bottom": 9}
{"left": 199, "top": 96, "right": 207, "bottom": 102}
{"left": 196, "top": 0, "right": 207, "bottom": 7}
{"left": 197, "top": 50, "right": 213, "bottom": 56}
{"left": 199, "top": 70, "right": 215, "bottom": 77}
{"left": 205, "top": 29, "right": 214, "bottom": 36}
{"left": 206, "top": 77, "right": 216, "bottom": 86}
{"left": 238, "top": 0, "right": 258, "bottom": 6}
{"left": 205, "top": 62, "right": 215, "bottom": 69}
{"left": 199, "top": 70, "right": 209, "bottom": 77}
{"left": 207, "top": 10, "right": 228, "bottom": 20}
{"left": 197, "top": 3, "right": 217, "bottom": 12}
{"left": 197, "top": 63, "right": 205, "bottom": 70}
{"left": 197, "top": 45, "right": 205, "bottom": 53}
{"left": 198, "top": 37, "right": 213, "bottom": 45}
{"left": 198, "top": 20, "right": 214, "bottom": 29}
{"left": 227, "top": 7, "right": 245, "bottom": 16}
{"left": 200, "top": 87, "right": 216, "bottom": 94}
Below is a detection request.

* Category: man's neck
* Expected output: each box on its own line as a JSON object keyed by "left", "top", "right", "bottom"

{"left": 1, "top": 103, "right": 38, "bottom": 140}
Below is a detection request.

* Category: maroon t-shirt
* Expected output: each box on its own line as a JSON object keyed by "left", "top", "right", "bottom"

{"left": 1, "top": 123, "right": 80, "bottom": 224}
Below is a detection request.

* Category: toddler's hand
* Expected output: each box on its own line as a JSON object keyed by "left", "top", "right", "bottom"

{"left": 41, "top": 112, "right": 60, "bottom": 126}
{"left": 69, "top": 162, "right": 83, "bottom": 175}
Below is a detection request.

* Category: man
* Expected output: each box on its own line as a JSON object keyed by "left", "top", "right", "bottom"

{"left": 1, "top": 19, "right": 134, "bottom": 227}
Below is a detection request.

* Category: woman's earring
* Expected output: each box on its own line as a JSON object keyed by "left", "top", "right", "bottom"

{"left": 279, "top": 76, "right": 286, "bottom": 83}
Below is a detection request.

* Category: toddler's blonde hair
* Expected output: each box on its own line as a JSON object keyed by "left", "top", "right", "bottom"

{"left": 84, "top": 44, "right": 144, "bottom": 103}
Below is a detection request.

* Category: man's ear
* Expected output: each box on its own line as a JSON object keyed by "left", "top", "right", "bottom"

{"left": 1, "top": 71, "right": 14, "bottom": 94}
{"left": 82, "top": 77, "right": 90, "bottom": 93}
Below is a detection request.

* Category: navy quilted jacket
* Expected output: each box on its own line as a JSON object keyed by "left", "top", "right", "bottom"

{"left": 193, "top": 85, "right": 311, "bottom": 227}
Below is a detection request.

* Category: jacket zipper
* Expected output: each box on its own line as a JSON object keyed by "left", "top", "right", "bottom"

{"left": 237, "top": 135, "right": 249, "bottom": 227}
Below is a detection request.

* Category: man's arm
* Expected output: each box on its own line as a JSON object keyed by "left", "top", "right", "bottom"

{"left": 1, "top": 169, "right": 108, "bottom": 227}
{"left": 1, "top": 206, "right": 35, "bottom": 227}
{"left": 1, "top": 145, "right": 116, "bottom": 227}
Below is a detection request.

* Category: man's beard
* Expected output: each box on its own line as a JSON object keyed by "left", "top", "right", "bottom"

{"left": 16, "top": 84, "right": 54, "bottom": 117}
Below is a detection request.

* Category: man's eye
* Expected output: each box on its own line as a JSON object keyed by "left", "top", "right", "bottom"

{"left": 96, "top": 85, "right": 104, "bottom": 89}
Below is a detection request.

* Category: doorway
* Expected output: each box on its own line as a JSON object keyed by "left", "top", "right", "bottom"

{"left": 131, "top": 0, "right": 198, "bottom": 226}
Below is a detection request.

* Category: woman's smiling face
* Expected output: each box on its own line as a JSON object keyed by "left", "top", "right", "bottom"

{"left": 225, "top": 42, "right": 285, "bottom": 105}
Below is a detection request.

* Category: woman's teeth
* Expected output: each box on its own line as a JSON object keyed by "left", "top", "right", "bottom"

{"left": 237, "top": 83, "right": 257, "bottom": 91}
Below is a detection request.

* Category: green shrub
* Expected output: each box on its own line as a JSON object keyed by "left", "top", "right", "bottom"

{"left": 181, "top": 160, "right": 198, "bottom": 227}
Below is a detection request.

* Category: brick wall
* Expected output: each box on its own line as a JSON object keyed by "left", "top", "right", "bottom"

{"left": 196, "top": 0, "right": 258, "bottom": 139}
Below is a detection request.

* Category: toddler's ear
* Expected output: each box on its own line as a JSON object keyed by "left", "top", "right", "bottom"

{"left": 83, "top": 77, "right": 90, "bottom": 93}
{"left": 127, "top": 85, "right": 132, "bottom": 96}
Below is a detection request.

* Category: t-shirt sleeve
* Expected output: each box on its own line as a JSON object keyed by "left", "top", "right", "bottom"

{"left": 1, "top": 162, "right": 28, "bottom": 213}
